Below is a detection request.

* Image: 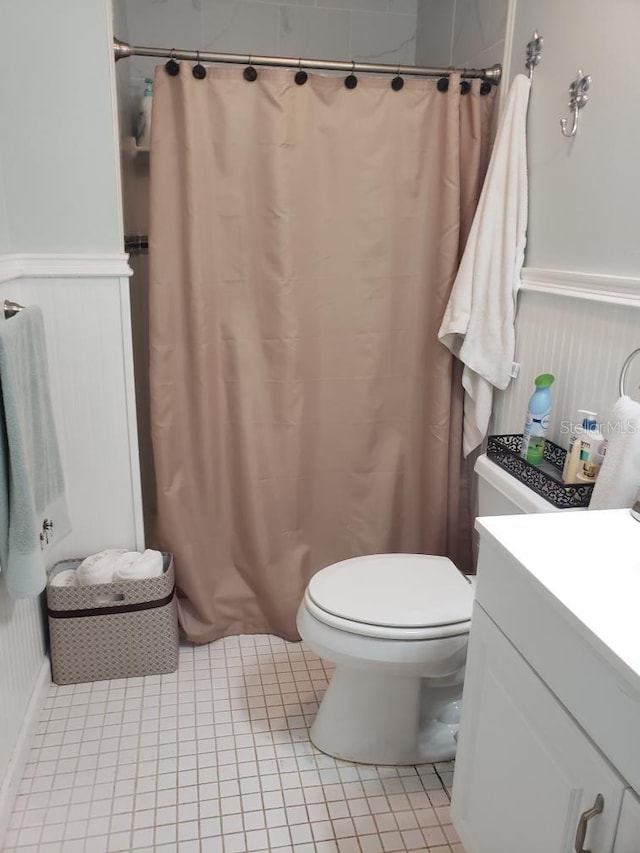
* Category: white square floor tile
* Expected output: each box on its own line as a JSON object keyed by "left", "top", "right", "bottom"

{"left": 4, "top": 636, "right": 464, "bottom": 852}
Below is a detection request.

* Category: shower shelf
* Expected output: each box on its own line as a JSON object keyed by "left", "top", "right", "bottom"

{"left": 125, "top": 136, "right": 150, "bottom": 155}
{"left": 486, "top": 434, "right": 594, "bottom": 509}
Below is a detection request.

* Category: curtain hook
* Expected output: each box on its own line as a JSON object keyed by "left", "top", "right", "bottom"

{"left": 391, "top": 64, "right": 404, "bottom": 91}
{"left": 460, "top": 72, "right": 471, "bottom": 95}
{"left": 345, "top": 60, "right": 358, "bottom": 90}
{"left": 165, "top": 48, "right": 180, "bottom": 76}
{"left": 193, "top": 49, "right": 207, "bottom": 79}
{"left": 244, "top": 55, "right": 258, "bottom": 82}
{"left": 295, "top": 57, "right": 308, "bottom": 86}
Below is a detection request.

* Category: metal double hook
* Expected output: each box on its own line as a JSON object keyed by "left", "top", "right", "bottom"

{"left": 560, "top": 70, "right": 591, "bottom": 138}
{"left": 525, "top": 31, "right": 543, "bottom": 80}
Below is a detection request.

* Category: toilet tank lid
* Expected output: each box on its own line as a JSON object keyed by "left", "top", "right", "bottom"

{"left": 307, "top": 554, "right": 474, "bottom": 629}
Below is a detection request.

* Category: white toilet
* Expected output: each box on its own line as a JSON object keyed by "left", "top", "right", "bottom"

{"left": 296, "top": 454, "right": 562, "bottom": 765}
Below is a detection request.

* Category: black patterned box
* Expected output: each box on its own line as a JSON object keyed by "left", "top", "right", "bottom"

{"left": 46, "top": 553, "right": 179, "bottom": 685}
{"left": 487, "top": 434, "right": 594, "bottom": 509}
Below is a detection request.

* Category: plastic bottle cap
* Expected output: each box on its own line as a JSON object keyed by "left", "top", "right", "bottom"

{"left": 578, "top": 409, "right": 598, "bottom": 430}
{"left": 534, "top": 373, "right": 555, "bottom": 387}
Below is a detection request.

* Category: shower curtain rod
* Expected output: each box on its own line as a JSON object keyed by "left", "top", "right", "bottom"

{"left": 113, "top": 38, "right": 502, "bottom": 84}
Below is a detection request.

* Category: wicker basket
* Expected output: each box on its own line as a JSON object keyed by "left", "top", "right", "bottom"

{"left": 46, "top": 553, "right": 178, "bottom": 685}
{"left": 486, "top": 434, "right": 594, "bottom": 509}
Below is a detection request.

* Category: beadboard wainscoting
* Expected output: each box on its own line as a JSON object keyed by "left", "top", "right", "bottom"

{"left": 0, "top": 589, "right": 49, "bottom": 845}
{"left": 492, "top": 269, "right": 640, "bottom": 450}
{"left": 0, "top": 254, "right": 143, "bottom": 843}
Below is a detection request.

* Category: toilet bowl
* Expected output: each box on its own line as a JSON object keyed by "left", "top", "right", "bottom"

{"left": 297, "top": 454, "right": 558, "bottom": 765}
{"left": 297, "top": 553, "right": 474, "bottom": 765}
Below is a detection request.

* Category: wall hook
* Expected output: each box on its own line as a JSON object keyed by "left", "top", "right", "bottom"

{"left": 525, "top": 31, "right": 543, "bottom": 80}
{"left": 560, "top": 70, "right": 591, "bottom": 137}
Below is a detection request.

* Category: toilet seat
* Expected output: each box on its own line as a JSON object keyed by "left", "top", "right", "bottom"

{"left": 305, "top": 553, "right": 473, "bottom": 641}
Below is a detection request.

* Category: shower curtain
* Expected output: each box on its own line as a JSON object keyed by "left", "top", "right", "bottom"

{"left": 148, "top": 65, "right": 495, "bottom": 644}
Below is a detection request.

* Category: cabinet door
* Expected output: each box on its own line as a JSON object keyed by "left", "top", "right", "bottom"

{"left": 613, "top": 789, "right": 640, "bottom": 852}
{"left": 451, "top": 605, "right": 624, "bottom": 853}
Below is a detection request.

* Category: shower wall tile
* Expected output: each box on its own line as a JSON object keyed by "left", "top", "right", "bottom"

{"left": 317, "top": 0, "right": 388, "bottom": 13}
{"left": 351, "top": 10, "right": 416, "bottom": 63}
{"left": 202, "top": 0, "right": 279, "bottom": 56}
{"left": 123, "top": 0, "right": 419, "bottom": 89}
{"left": 451, "top": 0, "right": 508, "bottom": 69}
{"left": 125, "top": 0, "right": 204, "bottom": 83}
{"left": 389, "top": 0, "right": 418, "bottom": 14}
{"left": 415, "top": 0, "right": 454, "bottom": 67}
{"left": 278, "top": 6, "right": 351, "bottom": 61}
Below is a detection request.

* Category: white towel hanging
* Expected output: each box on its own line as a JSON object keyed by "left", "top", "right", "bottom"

{"left": 439, "top": 74, "right": 531, "bottom": 457}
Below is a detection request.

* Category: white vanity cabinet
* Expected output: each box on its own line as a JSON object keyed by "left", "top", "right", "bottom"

{"left": 615, "top": 790, "right": 640, "bottom": 852}
{"left": 451, "top": 509, "right": 640, "bottom": 853}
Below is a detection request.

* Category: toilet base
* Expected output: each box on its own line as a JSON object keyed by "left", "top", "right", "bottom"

{"left": 309, "top": 667, "right": 463, "bottom": 765}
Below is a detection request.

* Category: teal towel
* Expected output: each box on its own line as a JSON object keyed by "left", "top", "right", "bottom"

{"left": 0, "top": 306, "right": 71, "bottom": 598}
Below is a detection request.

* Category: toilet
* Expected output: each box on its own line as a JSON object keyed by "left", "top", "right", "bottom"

{"left": 297, "top": 454, "right": 564, "bottom": 765}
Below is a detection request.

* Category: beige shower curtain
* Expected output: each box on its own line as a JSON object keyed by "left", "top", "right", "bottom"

{"left": 148, "top": 65, "right": 495, "bottom": 644}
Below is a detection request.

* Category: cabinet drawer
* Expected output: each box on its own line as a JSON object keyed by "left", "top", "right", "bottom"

{"left": 475, "top": 534, "right": 640, "bottom": 794}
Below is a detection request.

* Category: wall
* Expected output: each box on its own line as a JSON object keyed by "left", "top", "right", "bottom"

{"left": 509, "top": 0, "right": 640, "bottom": 276}
{"left": 416, "top": 0, "right": 509, "bottom": 70}
{"left": 0, "top": 160, "right": 9, "bottom": 253}
{"left": 0, "top": 0, "right": 143, "bottom": 836}
{"left": 492, "top": 0, "right": 640, "bottom": 449}
{"left": 0, "top": 1, "right": 121, "bottom": 254}
{"left": 493, "top": 290, "right": 640, "bottom": 446}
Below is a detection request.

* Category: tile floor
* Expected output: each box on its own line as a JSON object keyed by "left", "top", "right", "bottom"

{"left": 4, "top": 635, "right": 465, "bottom": 852}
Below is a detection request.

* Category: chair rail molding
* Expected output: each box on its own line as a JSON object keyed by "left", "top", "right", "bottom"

{"left": 0, "top": 253, "right": 132, "bottom": 283}
{"left": 520, "top": 268, "right": 640, "bottom": 307}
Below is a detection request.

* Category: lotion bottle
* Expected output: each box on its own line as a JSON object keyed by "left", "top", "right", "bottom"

{"left": 576, "top": 411, "right": 604, "bottom": 482}
{"left": 562, "top": 426, "right": 583, "bottom": 483}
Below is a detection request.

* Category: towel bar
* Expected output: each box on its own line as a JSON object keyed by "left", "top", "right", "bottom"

{"left": 619, "top": 348, "right": 640, "bottom": 397}
{"left": 3, "top": 300, "right": 24, "bottom": 319}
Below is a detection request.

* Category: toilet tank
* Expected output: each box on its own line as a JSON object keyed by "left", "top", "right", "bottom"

{"left": 475, "top": 454, "right": 561, "bottom": 516}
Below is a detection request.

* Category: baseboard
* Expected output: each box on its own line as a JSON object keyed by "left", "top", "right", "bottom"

{"left": 0, "top": 659, "right": 51, "bottom": 844}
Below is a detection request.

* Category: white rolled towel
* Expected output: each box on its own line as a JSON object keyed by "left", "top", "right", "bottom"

{"left": 113, "top": 549, "right": 163, "bottom": 581}
{"left": 589, "top": 395, "right": 640, "bottom": 510}
{"left": 50, "top": 568, "right": 79, "bottom": 588}
{"left": 76, "top": 549, "right": 129, "bottom": 585}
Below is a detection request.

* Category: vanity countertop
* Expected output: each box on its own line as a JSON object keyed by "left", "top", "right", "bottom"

{"left": 475, "top": 508, "right": 640, "bottom": 792}
{"left": 476, "top": 508, "right": 640, "bottom": 682}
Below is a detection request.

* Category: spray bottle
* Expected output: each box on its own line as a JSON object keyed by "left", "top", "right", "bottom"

{"left": 520, "top": 373, "right": 555, "bottom": 465}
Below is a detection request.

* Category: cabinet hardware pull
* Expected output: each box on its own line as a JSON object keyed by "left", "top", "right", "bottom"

{"left": 574, "top": 793, "right": 604, "bottom": 853}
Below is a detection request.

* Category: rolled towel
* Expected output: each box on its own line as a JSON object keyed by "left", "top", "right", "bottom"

{"left": 50, "top": 568, "right": 78, "bottom": 588}
{"left": 76, "top": 549, "right": 128, "bottom": 586}
{"left": 589, "top": 395, "right": 640, "bottom": 510}
{"left": 113, "top": 549, "right": 163, "bottom": 581}
{"left": 112, "top": 550, "right": 142, "bottom": 579}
